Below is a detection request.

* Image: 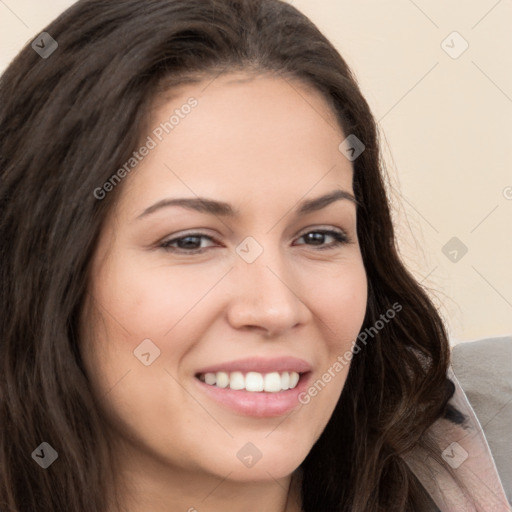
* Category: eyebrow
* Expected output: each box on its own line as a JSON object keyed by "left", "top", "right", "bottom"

{"left": 136, "top": 189, "right": 358, "bottom": 220}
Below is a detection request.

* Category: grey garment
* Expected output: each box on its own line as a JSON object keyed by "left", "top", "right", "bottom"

{"left": 451, "top": 335, "right": 512, "bottom": 505}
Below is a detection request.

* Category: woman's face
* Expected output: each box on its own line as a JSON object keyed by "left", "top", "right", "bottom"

{"left": 80, "top": 72, "right": 367, "bottom": 485}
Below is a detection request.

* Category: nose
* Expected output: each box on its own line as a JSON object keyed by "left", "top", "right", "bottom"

{"left": 225, "top": 243, "right": 311, "bottom": 338}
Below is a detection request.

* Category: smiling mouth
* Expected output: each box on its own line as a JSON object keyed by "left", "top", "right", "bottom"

{"left": 196, "top": 371, "right": 303, "bottom": 393}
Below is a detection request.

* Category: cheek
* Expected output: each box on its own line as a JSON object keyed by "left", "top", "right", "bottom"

{"left": 83, "top": 254, "right": 230, "bottom": 401}
{"left": 302, "top": 258, "right": 367, "bottom": 350}
{"left": 292, "top": 260, "right": 367, "bottom": 433}
{"left": 93, "top": 253, "right": 223, "bottom": 341}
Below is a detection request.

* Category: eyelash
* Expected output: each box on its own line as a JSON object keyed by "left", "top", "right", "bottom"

{"left": 158, "top": 228, "right": 351, "bottom": 254}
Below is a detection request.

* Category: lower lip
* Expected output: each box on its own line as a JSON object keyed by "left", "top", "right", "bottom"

{"left": 193, "top": 373, "right": 312, "bottom": 418}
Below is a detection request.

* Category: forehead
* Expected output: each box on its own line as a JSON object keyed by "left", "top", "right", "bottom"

{"left": 119, "top": 72, "right": 354, "bottom": 218}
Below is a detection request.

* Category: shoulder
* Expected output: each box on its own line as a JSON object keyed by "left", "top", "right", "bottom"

{"left": 451, "top": 335, "right": 512, "bottom": 504}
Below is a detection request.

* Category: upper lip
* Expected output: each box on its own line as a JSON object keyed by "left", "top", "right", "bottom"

{"left": 195, "top": 356, "right": 312, "bottom": 375}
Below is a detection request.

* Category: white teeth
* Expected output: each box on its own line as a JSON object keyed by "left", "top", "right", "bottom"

{"left": 289, "top": 371, "right": 300, "bottom": 389}
{"left": 204, "top": 373, "right": 216, "bottom": 385}
{"left": 263, "top": 372, "right": 281, "bottom": 392}
{"left": 215, "top": 371, "right": 229, "bottom": 388}
{"left": 245, "top": 372, "right": 264, "bottom": 391}
{"left": 281, "top": 372, "right": 290, "bottom": 390}
{"left": 229, "top": 371, "right": 245, "bottom": 390}
{"left": 199, "top": 370, "right": 302, "bottom": 392}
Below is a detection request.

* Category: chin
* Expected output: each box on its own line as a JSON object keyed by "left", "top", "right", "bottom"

{"left": 197, "top": 441, "right": 310, "bottom": 482}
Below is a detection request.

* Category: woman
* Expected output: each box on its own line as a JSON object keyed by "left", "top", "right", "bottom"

{"left": 0, "top": 0, "right": 508, "bottom": 511}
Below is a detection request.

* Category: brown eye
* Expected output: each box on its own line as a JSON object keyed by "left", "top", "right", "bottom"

{"left": 160, "top": 233, "right": 218, "bottom": 254}
{"left": 294, "top": 229, "right": 350, "bottom": 250}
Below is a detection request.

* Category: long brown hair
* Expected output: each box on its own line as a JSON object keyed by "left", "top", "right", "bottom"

{"left": 0, "top": 0, "right": 458, "bottom": 510}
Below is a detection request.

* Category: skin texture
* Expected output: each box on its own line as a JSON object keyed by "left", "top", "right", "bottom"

{"left": 79, "top": 72, "right": 368, "bottom": 512}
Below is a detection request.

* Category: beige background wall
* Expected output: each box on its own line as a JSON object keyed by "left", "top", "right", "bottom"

{"left": 1, "top": 0, "right": 511, "bottom": 345}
